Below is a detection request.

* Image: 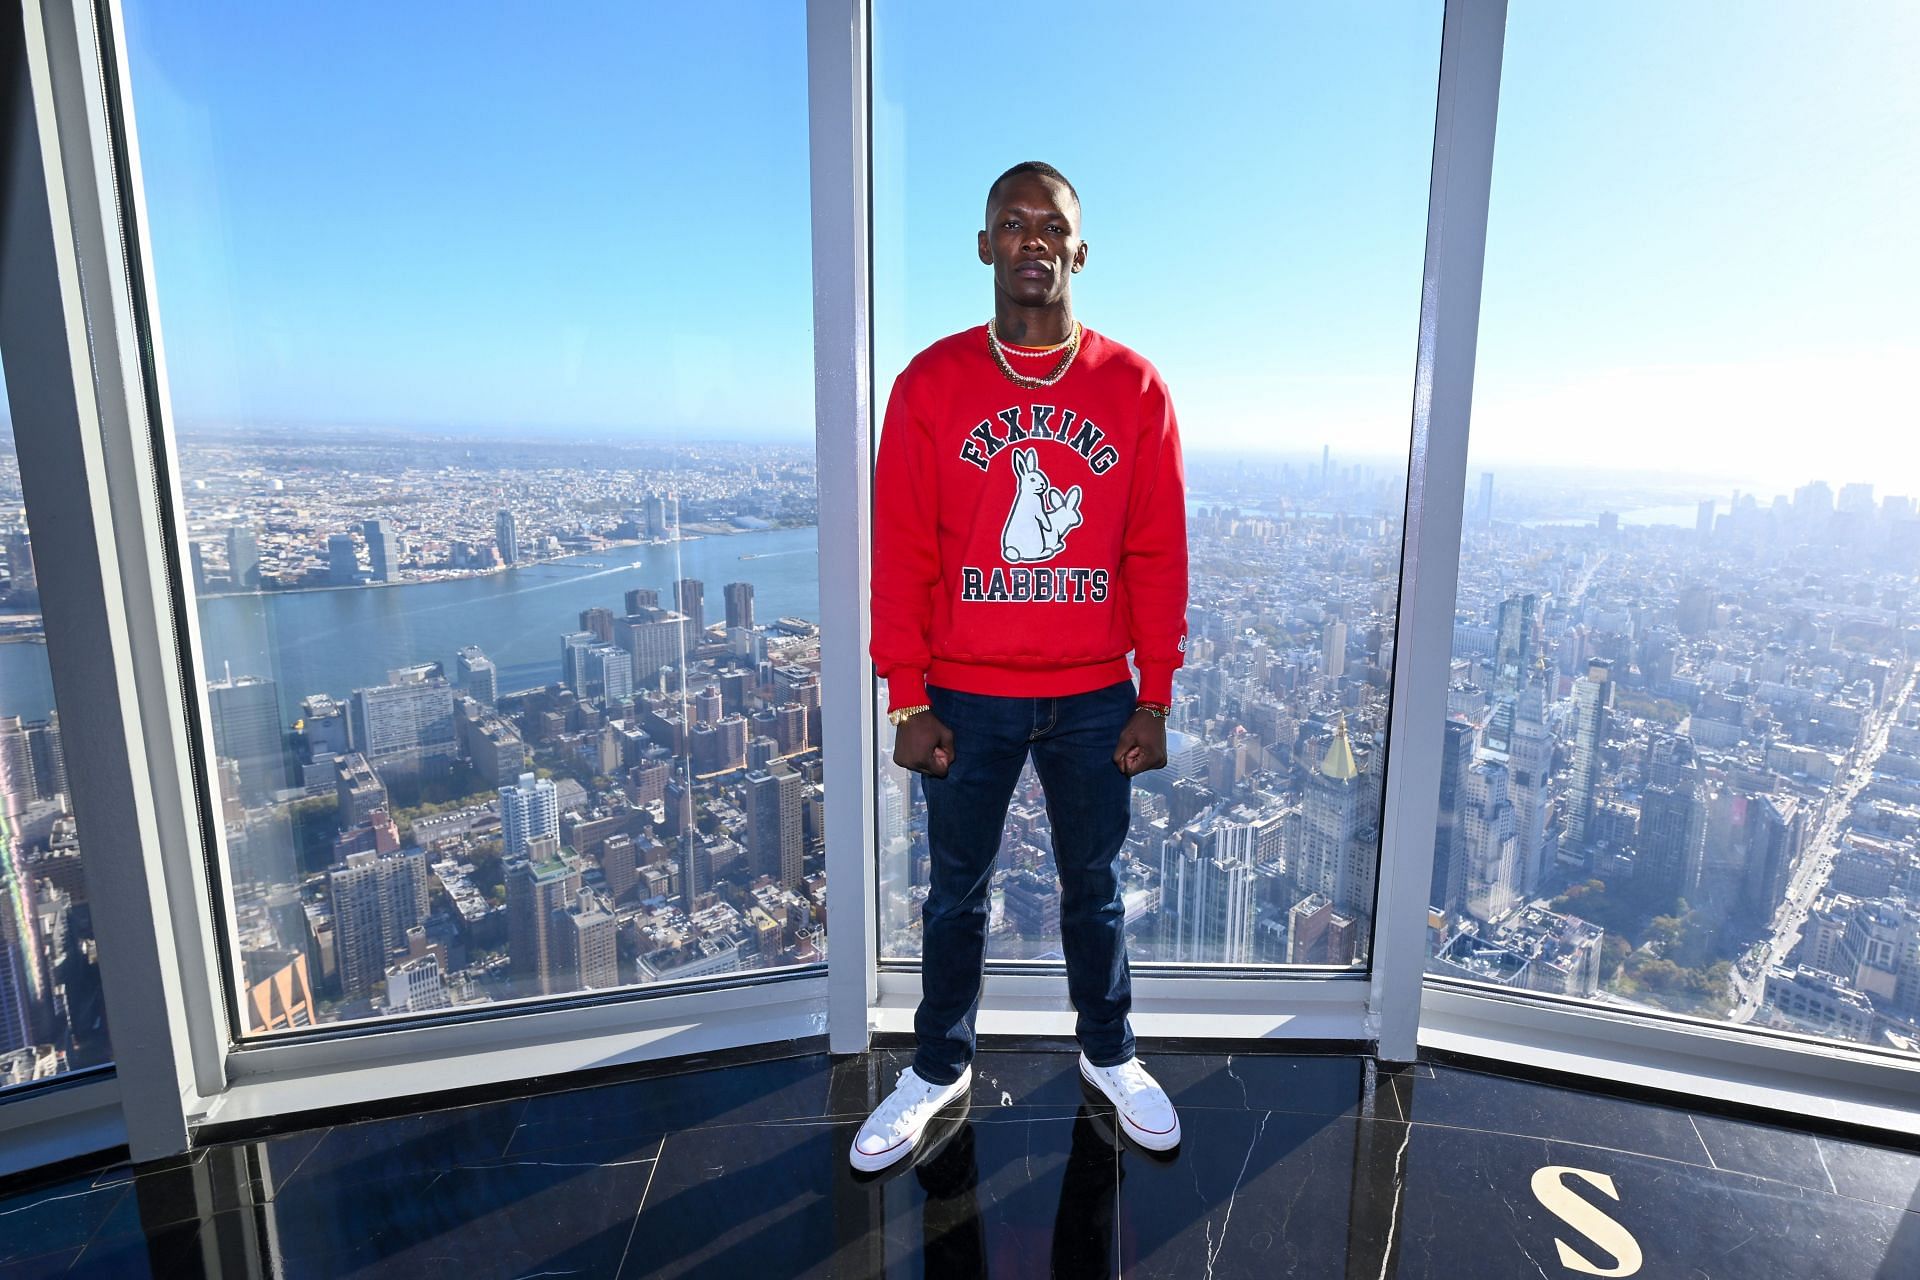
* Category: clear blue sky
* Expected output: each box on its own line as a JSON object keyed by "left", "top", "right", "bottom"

{"left": 120, "top": 2, "right": 1919, "bottom": 496}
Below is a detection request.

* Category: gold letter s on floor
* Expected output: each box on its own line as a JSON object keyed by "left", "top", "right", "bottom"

{"left": 1528, "top": 1165, "right": 1645, "bottom": 1277}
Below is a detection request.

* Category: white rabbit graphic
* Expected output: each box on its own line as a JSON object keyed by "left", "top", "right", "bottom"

{"left": 1000, "top": 446, "right": 1083, "bottom": 563}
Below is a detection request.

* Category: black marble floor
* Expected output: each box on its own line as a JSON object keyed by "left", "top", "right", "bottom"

{"left": 3, "top": 1046, "right": 1917, "bottom": 1277}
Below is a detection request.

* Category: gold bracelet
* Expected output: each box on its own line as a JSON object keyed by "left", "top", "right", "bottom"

{"left": 1135, "top": 703, "right": 1169, "bottom": 719}
{"left": 889, "top": 704, "right": 931, "bottom": 726}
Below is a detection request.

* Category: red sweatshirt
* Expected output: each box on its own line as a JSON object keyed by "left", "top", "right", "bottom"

{"left": 869, "top": 323, "right": 1189, "bottom": 713}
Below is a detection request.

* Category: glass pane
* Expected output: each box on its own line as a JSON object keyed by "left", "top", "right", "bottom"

{"left": 0, "top": 366, "right": 111, "bottom": 1090}
{"left": 872, "top": 2, "right": 1444, "bottom": 969}
{"left": 123, "top": 3, "right": 821, "bottom": 1035}
{"left": 1427, "top": 4, "right": 1920, "bottom": 1058}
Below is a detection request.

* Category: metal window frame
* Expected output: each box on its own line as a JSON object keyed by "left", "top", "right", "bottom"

{"left": 1403, "top": 0, "right": 1920, "bottom": 1131}
{"left": 2, "top": 0, "right": 216, "bottom": 1166}
{"left": 6, "top": 0, "right": 1919, "bottom": 1181}
{"left": 1367, "top": 0, "right": 1508, "bottom": 1062}
{"left": 0, "top": 1069, "right": 123, "bottom": 1180}
{"left": 1420, "top": 981, "right": 1920, "bottom": 1137}
{"left": 812, "top": 0, "right": 880, "bottom": 1058}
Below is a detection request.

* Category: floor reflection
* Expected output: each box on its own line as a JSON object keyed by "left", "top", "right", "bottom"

{"left": 4, "top": 1049, "right": 1917, "bottom": 1278}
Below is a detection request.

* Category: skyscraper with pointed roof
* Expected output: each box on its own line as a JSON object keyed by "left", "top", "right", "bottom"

{"left": 1298, "top": 715, "right": 1379, "bottom": 950}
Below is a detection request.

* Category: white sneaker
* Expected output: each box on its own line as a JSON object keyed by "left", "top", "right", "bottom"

{"left": 849, "top": 1064, "right": 972, "bottom": 1173}
{"left": 1079, "top": 1053, "right": 1181, "bottom": 1151}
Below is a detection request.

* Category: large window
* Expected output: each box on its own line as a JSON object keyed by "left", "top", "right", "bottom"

{"left": 122, "top": 3, "right": 823, "bottom": 1035}
{"left": 1425, "top": 4, "right": 1920, "bottom": 1058}
{"left": 0, "top": 367, "right": 109, "bottom": 1090}
{"left": 871, "top": 2, "right": 1444, "bottom": 971}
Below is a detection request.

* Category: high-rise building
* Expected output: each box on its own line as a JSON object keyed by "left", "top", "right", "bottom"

{"left": 718, "top": 669, "right": 752, "bottom": 718}
{"left": 557, "top": 888, "right": 619, "bottom": 990}
{"left": 664, "top": 776, "right": 693, "bottom": 839}
{"left": 1492, "top": 594, "right": 1537, "bottom": 700}
{"left": 456, "top": 645, "right": 498, "bottom": 706}
{"left": 297, "top": 694, "right": 351, "bottom": 771}
{"left": 335, "top": 753, "right": 388, "bottom": 829}
{"left": 385, "top": 953, "right": 452, "bottom": 1013}
{"left": 468, "top": 716, "right": 529, "bottom": 787}
{"left": 0, "top": 928, "right": 31, "bottom": 1054}
{"left": 1463, "top": 758, "right": 1521, "bottom": 924}
{"left": 625, "top": 588, "right": 660, "bottom": 614}
{"left": 1431, "top": 718, "right": 1474, "bottom": 917}
{"left": 1838, "top": 482, "right": 1875, "bottom": 515}
{"left": 1506, "top": 679, "right": 1554, "bottom": 897}
{"left": 20, "top": 716, "right": 66, "bottom": 803}
{"left": 644, "top": 491, "right": 677, "bottom": 540}
{"left": 1158, "top": 813, "right": 1257, "bottom": 963}
{"left": 620, "top": 608, "right": 694, "bottom": 679}
{"left": 1002, "top": 867, "right": 1062, "bottom": 941}
{"left": 226, "top": 526, "right": 259, "bottom": 589}
{"left": 495, "top": 509, "right": 519, "bottom": 565}
{"left": 361, "top": 519, "right": 394, "bottom": 582}
{"left": 1321, "top": 620, "right": 1347, "bottom": 680}
{"left": 746, "top": 767, "right": 804, "bottom": 886}
{"left": 1479, "top": 471, "right": 1495, "bottom": 525}
{"left": 723, "top": 581, "right": 756, "bottom": 632}
{"left": 242, "top": 948, "right": 316, "bottom": 1031}
{"left": 207, "top": 672, "right": 289, "bottom": 805}
{"left": 1286, "top": 891, "right": 1359, "bottom": 966}
{"left": 1639, "top": 733, "right": 1706, "bottom": 903}
{"left": 879, "top": 772, "right": 907, "bottom": 846}
{"left": 328, "top": 532, "right": 360, "bottom": 585}
{"left": 579, "top": 607, "right": 616, "bottom": 645}
{"left": 588, "top": 644, "right": 633, "bottom": 703}
{"left": 329, "top": 847, "right": 430, "bottom": 998}
{"left": 500, "top": 771, "right": 559, "bottom": 858}
{"left": 0, "top": 718, "right": 34, "bottom": 812}
{"left": 691, "top": 713, "right": 749, "bottom": 776}
{"left": 1298, "top": 716, "right": 1378, "bottom": 943}
{"left": 5, "top": 531, "right": 35, "bottom": 593}
{"left": 349, "top": 668, "right": 456, "bottom": 760}
{"left": 1743, "top": 795, "right": 1805, "bottom": 924}
{"left": 560, "top": 631, "right": 597, "bottom": 694}
{"left": 675, "top": 579, "right": 706, "bottom": 642}
{"left": 1564, "top": 659, "right": 1613, "bottom": 852}
{"left": 1695, "top": 499, "right": 1716, "bottom": 538}
{"left": 508, "top": 854, "right": 579, "bottom": 997}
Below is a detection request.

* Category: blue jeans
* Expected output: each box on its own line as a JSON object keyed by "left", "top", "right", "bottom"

{"left": 913, "top": 677, "right": 1139, "bottom": 1086}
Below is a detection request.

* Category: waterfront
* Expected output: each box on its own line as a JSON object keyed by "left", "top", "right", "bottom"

{"left": 0, "top": 526, "right": 821, "bottom": 728}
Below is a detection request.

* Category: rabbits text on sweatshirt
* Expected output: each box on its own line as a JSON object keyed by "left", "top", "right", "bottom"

{"left": 869, "top": 324, "right": 1190, "bottom": 713}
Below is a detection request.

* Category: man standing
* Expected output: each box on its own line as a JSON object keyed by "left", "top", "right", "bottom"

{"left": 853, "top": 162, "right": 1189, "bottom": 1173}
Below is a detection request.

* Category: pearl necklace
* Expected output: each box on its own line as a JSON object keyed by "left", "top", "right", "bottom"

{"left": 987, "top": 319, "right": 1082, "bottom": 388}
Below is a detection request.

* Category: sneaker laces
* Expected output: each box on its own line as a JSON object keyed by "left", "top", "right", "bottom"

{"left": 1110, "top": 1058, "right": 1155, "bottom": 1095}
{"left": 868, "top": 1069, "right": 940, "bottom": 1140}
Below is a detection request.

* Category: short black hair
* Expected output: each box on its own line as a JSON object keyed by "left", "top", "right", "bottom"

{"left": 986, "top": 161, "right": 1081, "bottom": 220}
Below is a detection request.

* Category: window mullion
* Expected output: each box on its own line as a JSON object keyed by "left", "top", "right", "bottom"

{"left": 1368, "top": 0, "right": 1508, "bottom": 1063}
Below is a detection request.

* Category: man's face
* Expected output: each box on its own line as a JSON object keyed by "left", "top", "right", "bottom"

{"left": 978, "top": 175, "right": 1087, "bottom": 308}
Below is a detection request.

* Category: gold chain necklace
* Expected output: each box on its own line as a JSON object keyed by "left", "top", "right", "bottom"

{"left": 987, "top": 319, "right": 1082, "bottom": 389}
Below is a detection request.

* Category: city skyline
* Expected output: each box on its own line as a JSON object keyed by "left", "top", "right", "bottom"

{"left": 7, "top": 386, "right": 1920, "bottom": 1063}
{"left": 95, "top": 3, "right": 1920, "bottom": 489}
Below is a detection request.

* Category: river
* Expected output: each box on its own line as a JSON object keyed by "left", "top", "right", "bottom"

{"left": 0, "top": 526, "right": 821, "bottom": 727}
